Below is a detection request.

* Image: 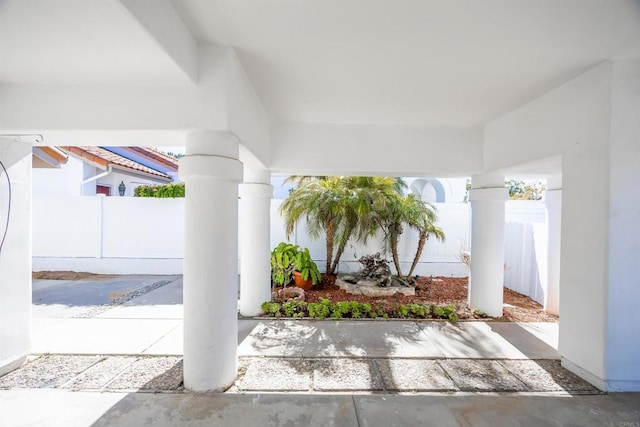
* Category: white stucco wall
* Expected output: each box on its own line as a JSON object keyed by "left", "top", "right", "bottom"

{"left": 0, "top": 141, "right": 32, "bottom": 376}
{"left": 228, "top": 50, "right": 270, "bottom": 167}
{"left": 270, "top": 123, "right": 483, "bottom": 176}
{"left": 32, "top": 155, "right": 85, "bottom": 196}
{"left": 95, "top": 172, "right": 166, "bottom": 197}
{"left": 605, "top": 60, "right": 640, "bottom": 390}
{"left": 485, "top": 61, "right": 640, "bottom": 390}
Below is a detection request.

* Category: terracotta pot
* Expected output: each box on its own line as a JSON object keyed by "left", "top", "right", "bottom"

{"left": 293, "top": 271, "right": 313, "bottom": 290}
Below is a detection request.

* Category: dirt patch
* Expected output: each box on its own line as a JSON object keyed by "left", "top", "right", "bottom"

{"left": 297, "top": 275, "right": 558, "bottom": 323}
{"left": 32, "top": 271, "right": 108, "bottom": 281}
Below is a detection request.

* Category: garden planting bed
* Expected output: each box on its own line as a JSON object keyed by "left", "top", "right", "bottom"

{"left": 269, "top": 275, "right": 558, "bottom": 322}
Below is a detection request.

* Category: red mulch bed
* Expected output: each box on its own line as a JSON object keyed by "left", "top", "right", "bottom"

{"left": 293, "top": 275, "right": 558, "bottom": 322}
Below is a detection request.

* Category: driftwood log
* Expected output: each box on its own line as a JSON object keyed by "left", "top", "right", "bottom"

{"left": 342, "top": 253, "right": 411, "bottom": 288}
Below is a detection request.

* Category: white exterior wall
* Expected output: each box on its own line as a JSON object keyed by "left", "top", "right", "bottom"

{"left": 0, "top": 141, "right": 32, "bottom": 376}
{"left": 606, "top": 60, "right": 640, "bottom": 390}
{"left": 485, "top": 63, "right": 612, "bottom": 385}
{"left": 270, "top": 123, "right": 483, "bottom": 176}
{"left": 32, "top": 155, "right": 85, "bottom": 196}
{"left": 95, "top": 172, "right": 165, "bottom": 197}
{"left": 485, "top": 61, "right": 640, "bottom": 391}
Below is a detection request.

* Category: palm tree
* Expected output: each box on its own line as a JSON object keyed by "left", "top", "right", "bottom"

{"left": 279, "top": 176, "right": 406, "bottom": 276}
{"left": 280, "top": 177, "right": 344, "bottom": 275}
{"left": 329, "top": 176, "right": 405, "bottom": 275}
{"left": 377, "top": 193, "right": 445, "bottom": 278}
{"left": 403, "top": 195, "right": 445, "bottom": 278}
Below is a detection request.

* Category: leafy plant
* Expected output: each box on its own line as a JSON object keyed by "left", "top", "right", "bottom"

{"left": 308, "top": 299, "right": 332, "bottom": 319}
{"left": 270, "top": 242, "right": 299, "bottom": 286}
{"left": 260, "top": 302, "right": 282, "bottom": 317}
{"left": 293, "top": 246, "right": 321, "bottom": 285}
{"left": 270, "top": 242, "right": 321, "bottom": 287}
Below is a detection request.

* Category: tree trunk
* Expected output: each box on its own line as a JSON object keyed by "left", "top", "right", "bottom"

{"left": 391, "top": 236, "right": 403, "bottom": 277}
{"left": 325, "top": 221, "right": 335, "bottom": 275}
{"left": 407, "top": 232, "right": 426, "bottom": 278}
{"left": 330, "top": 237, "right": 348, "bottom": 275}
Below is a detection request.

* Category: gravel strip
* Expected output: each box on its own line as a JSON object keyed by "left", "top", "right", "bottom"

{"left": 500, "top": 359, "right": 599, "bottom": 392}
{"left": 438, "top": 359, "right": 529, "bottom": 392}
{"left": 1, "top": 354, "right": 600, "bottom": 394}
{"left": 375, "top": 359, "right": 457, "bottom": 391}
{"left": 62, "top": 356, "right": 138, "bottom": 390}
{"left": 105, "top": 356, "right": 183, "bottom": 390}
{"left": 314, "top": 359, "right": 383, "bottom": 391}
{"left": 236, "top": 358, "right": 313, "bottom": 391}
{"left": 0, "top": 355, "right": 102, "bottom": 389}
{"left": 72, "top": 280, "right": 172, "bottom": 318}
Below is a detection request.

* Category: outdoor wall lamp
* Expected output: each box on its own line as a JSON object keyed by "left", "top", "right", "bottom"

{"left": 118, "top": 181, "right": 126, "bottom": 196}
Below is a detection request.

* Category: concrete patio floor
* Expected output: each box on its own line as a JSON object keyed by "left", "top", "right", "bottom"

{"left": 0, "top": 275, "right": 637, "bottom": 426}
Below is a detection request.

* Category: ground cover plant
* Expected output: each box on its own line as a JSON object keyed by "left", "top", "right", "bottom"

{"left": 262, "top": 299, "right": 459, "bottom": 321}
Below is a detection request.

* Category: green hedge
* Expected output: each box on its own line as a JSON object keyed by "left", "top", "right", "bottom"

{"left": 134, "top": 182, "right": 185, "bottom": 198}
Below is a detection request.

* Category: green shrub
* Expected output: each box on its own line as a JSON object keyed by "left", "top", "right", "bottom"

{"left": 134, "top": 182, "right": 185, "bottom": 198}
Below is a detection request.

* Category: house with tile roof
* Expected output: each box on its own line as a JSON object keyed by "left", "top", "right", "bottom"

{"left": 32, "top": 146, "right": 179, "bottom": 197}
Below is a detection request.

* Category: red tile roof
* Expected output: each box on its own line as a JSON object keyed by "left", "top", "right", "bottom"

{"left": 61, "top": 146, "right": 172, "bottom": 180}
{"left": 131, "top": 147, "right": 179, "bottom": 170}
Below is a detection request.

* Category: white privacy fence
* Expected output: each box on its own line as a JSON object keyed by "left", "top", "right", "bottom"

{"left": 270, "top": 200, "right": 471, "bottom": 277}
{"left": 33, "top": 196, "right": 548, "bottom": 304}
{"left": 33, "top": 196, "right": 184, "bottom": 274}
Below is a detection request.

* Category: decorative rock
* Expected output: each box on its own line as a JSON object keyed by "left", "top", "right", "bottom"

{"left": 336, "top": 277, "right": 414, "bottom": 296}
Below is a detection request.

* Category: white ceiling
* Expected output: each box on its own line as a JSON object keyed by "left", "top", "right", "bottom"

{"left": 1, "top": 0, "right": 640, "bottom": 127}
{"left": 172, "top": 0, "right": 640, "bottom": 126}
{"left": 0, "top": 1, "right": 192, "bottom": 85}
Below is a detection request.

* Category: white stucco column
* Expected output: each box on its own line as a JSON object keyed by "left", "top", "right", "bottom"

{"left": 468, "top": 173, "right": 508, "bottom": 317}
{"left": 180, "top": 130, "right": 243, "bottom": 392}
{"left": 543, "top": 175, "right": 562, "bottom": 315}
{"left": 239, "top": 168, "right": 273, "bottom": 316}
